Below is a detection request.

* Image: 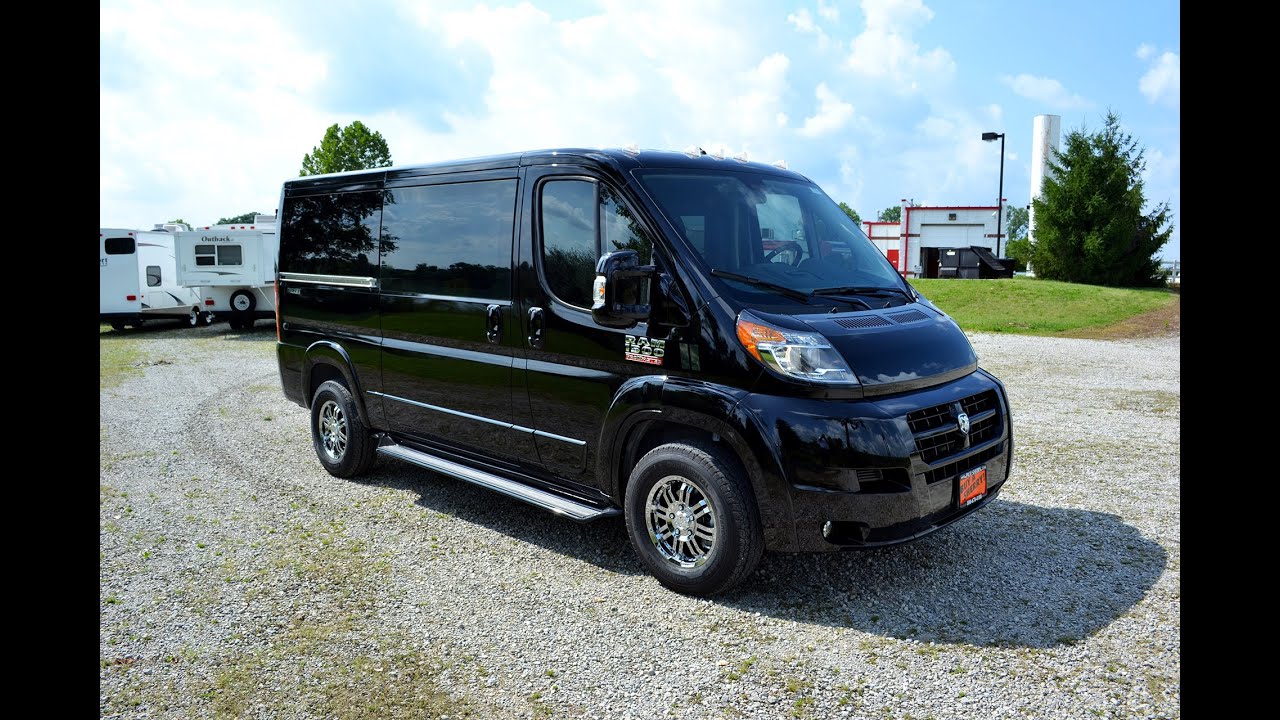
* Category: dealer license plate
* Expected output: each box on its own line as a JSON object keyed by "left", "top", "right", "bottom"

{"left": 959, "top": 466, "right": 987, "bottom": 507}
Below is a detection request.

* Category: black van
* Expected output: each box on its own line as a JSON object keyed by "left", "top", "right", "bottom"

{"left": 274, "top": 147, "right": 1013, "bottom": 595}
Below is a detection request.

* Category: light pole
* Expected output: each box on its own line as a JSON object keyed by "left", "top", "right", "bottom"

{"left": 982, "top": 131, "right": 1005, "bottom": 257}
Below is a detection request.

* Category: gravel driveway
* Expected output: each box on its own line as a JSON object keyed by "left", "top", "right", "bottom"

{"left": 99, "top": 322, "right": 1180, "bottom": 719}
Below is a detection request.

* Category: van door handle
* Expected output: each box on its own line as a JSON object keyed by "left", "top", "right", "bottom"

{"left": 528, "top": 306, "right": 544, "bottom": 349}
{"left": 486, "top": 304, "right": 503, "bottom": 344}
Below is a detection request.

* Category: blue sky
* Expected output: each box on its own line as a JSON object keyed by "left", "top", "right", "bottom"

{"left": 100, "top": 0, "right": 1180, "bottom": 260}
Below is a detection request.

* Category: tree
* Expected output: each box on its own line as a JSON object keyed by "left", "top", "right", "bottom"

{"left": 837, "top": 202, "right": 862, "bottom": 225}
{"left": 1029, "top": 110, "right": 1173, "bottom": 287}
{"left": 217, "top": 212, "right": 261, "bottom": 225}
{"left": 168, "top": 218, "right": 188, "bottom": 226}
{"left": 300, "top": 121, "right": 393, "bottom": 176}
{"left": 1003, "top": 206, "right": 1031, "bottom": 271}
{"left": 877, "top": 206, "right": 901, "bottom": 223}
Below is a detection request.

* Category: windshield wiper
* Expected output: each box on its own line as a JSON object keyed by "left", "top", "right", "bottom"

{"left": 711, "top": 269, "right": 812, "bottom": 304}
{"left": 813, "top": 285, "right": 914, "bottom": 302}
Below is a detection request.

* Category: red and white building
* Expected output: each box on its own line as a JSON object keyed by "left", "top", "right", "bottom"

{"left": 864, "top": 200, "right": 1008, "bottom": 278}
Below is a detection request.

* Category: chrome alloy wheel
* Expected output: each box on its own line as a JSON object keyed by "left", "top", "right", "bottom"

{"left": 317, "top": 399, "right": 348, "bottom": 462}
{"left": 645, "top": 475, "right": 718, "bottom": 568}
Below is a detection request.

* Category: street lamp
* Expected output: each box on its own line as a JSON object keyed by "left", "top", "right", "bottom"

{"left": 982, "top": 131, "right": 1005, "bottom": 257}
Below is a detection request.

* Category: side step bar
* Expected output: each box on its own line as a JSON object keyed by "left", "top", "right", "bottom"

{"left": 376, "top": 439, "right": 619, "bottom": 522}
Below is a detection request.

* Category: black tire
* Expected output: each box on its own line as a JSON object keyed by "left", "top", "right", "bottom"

{"left": 110, "top": 322, "right": 127, "bottom": 331}
{"left": 624, "top": 441, "right": 764, "bottom": 596}
{"left": 228, "top": 317, "right": 245, "bottom": 330}
{"left": 309, "top": 380, "right": 376, "bottom": 478}
{"left": 199, "top": 311, "right": 215, "bottom": 326}
{"left": 184, "top": 307, "right": 200, "bottom": 328}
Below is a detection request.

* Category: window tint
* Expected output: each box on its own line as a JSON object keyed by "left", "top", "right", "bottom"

{"left": 195, "top": 244, "right": 215, "bottom": 266}
{"left": 146, "top": 265, "right": 161, "bottom": 287}
{"left": 279, "top": 191, "right": 384, "bottom": 277}
{"left": 379, "top": 180, "right": 516, "bottom": 299}
{"left": 540, "top": 180, "right": 654, "bottom": 309}
{"left": 218, "top": 244, "right": 242, "bottom": 266}
{"left": 104, "top": 237, "right": 135, "bottom": 255}
{"left": 541, "top": 180, "right": 598, "bottom": 308}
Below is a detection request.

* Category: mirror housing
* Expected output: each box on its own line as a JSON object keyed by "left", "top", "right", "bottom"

{"left": 591, "top": 250, "right": 654, "bottom": 328}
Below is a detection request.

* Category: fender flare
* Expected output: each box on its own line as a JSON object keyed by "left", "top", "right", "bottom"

{"left": 597, "top": 375, "right": 798, "bottom": 549}
{"left": 302, "top": 340, "right": 372, "bottom": 426}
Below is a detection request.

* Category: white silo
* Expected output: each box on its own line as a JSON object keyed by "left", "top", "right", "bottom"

{"left": 1028, "top": 114, "right": 1061, "bottom": 259}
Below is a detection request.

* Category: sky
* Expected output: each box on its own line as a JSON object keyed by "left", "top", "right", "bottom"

{"left": 100, "top": 0, "right": 1181, "bottom": 260}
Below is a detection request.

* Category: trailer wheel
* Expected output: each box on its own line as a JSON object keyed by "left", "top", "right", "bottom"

{"left": 110, "top": 322, "right": 127, "bottom": 332}
{"left": 231, "top": 290, "right": 256, "bottom": 313}
{"left": 185, "top": 308, "right": 200, "bottom": 328}
{"left": 199, "top": 311, "right": 215, "bottom": 326}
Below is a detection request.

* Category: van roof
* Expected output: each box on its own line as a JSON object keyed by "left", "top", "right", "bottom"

{"left": 282, "top": 147, "right": 809, "bottom": 193}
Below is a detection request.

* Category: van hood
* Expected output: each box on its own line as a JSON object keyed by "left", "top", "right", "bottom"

{"left": 755, "top": 304, "right": 979, "bottom": 395}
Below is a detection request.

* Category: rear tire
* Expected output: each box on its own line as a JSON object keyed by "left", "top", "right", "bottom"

{"left": 110, "top": 322, "right": 127, "bottom": 331}
{"left": 185, "top": 308, "right": 199, "bottom": 328}
{"left": 310, "top": 380, "right": 376, "bottom": 478}
{"left": 199, "top": 311, "right": 215, "bottom": 326}
{"left": 624, "top": 441, "right": 764, "bottom": 596}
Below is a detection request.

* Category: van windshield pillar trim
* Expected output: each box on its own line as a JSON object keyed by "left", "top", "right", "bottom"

{"left": 279, "top": 272, "right": 377, "bottom": 288}
{"left": 368, "top": 392, "right": 585, "bottom": 446}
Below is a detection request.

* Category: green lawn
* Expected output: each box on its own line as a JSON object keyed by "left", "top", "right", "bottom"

{"left": 100, "top": 324, "right": 146, "bottom": 388}
{"left": 908, "top": 276, "right": 1177, "bottom": 335}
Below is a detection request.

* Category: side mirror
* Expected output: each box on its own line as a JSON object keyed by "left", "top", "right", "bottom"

{"left": 591, "top": 250, "right": 654, "bottom": 329}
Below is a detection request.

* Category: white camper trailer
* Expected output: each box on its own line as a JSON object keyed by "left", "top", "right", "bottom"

{"left": 174, "top": 215, "right": 277, "bottom": 329}
{"left": 100, "top": 225, "right": 211, "bottom": 330}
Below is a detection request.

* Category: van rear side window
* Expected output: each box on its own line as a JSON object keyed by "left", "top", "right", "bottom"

{"left": 279, "top": 191, "right": 383, "bottom": 277}
{"left": 104, "top": 237, "right": 135, "bottom": 255}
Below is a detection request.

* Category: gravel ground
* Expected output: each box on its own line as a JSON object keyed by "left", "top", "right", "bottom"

{"left": 100, "top": 321, "right": 1180, "bottom": 719}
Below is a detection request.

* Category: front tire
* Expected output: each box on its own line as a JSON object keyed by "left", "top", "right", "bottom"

{"left": 184, "top": 307, "right": 199, "bottom": 328}
{"left": 310, "top": 380, "right": 376, "bottom": 478}
{"left": 624, "top": 442, "right": 764, "bottom": 596}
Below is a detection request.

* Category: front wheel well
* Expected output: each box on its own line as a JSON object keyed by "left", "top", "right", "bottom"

{"left": 618, "top": 420, "right": 745, "bottom": 504}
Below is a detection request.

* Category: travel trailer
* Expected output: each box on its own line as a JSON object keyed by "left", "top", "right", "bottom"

{"left": 174, "top": 215, "right": 278, "bottom": 329}
{"left": 100, "top": 225, "right": 211, "bottom": 330}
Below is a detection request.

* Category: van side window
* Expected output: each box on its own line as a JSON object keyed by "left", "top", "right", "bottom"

{"left": 104, "top": 237, "right": 135, "bottom": 255}
{"left": 379, "top": 180, "right": 516, "bottom": 299}
{"left": 146, "top": 265, "right": 161, "bottom": 287}
{"left": 541, "top": 180, "right": 654, "bottom": 309}
{"left": 279, "top": 191, "right": 383, "bottom": 277}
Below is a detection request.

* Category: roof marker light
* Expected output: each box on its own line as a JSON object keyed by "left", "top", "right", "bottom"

{"left": 710, "top": 146, "right": 726, "bottom": 160}
{"left": 733, "top": 150, "right": 749, "bottom": 162}
{"left": 683, "top": 145, "right": 703, "bottom": 158}
{"left": 773, "top": 159, "right": 789, "bottom": 170}
{"left": 622, "top": 143, "right": 639, "bottom": 155}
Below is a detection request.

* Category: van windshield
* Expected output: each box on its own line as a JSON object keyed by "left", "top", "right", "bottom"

{"left": 634, "top": 169, "right": 909, "bottom": 308}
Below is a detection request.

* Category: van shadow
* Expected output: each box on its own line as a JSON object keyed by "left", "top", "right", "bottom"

{"left": 360, "top": 461, "right": 1167, "bottom": 649}
{"left": 100, "top": 322, "right": 276, "bottom": 342}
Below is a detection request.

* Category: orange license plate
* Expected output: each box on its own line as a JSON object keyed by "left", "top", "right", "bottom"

{"left": 959, "top": 466, "right": 987, "bottom": 507}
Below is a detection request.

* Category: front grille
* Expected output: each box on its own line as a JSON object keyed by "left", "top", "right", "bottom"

{"left": 908, "top": 390, "right": 1003, "bottom": 464}
{"left": 925, "top": 443, "right": 1004, "bottom": 485}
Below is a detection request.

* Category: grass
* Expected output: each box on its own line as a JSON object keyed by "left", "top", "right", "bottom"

{"left": 908, "top": 276, "right": 1177, "bottom": 335}
{"left": 100, "top": 324, "right": 147, "bottom": 388}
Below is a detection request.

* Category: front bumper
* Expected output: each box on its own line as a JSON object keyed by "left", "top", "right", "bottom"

{"left": 739, "top": 369, "right": 1012, "bottom": 552}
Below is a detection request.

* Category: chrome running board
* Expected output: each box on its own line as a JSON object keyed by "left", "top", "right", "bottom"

{"left": 376, "top": 439, "right": 619, "bottom": 522}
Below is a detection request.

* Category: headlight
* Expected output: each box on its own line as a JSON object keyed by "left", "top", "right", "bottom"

{"left": 735, "top": 311, "right": 858, "bottom": 385}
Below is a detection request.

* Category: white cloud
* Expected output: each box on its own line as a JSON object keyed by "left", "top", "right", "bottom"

{"left": 845, "top": 0, "right": 955, "bottom": 91}
{"left": 1001, "top": 73, "right": 1092, "bottom": 110}
{"left": 1136, "top": 43, "right": 1155, "bottom": 60}
{"left": 1139, "top": 51, "right": 1179, "bottom": 108}
{"left": 817, "top": 0, "right": 840, "bottom": 21}
{"left": 786, "top": 7, "right": 834, "bottom": 50}
{"left": 799, "top": 83, "right": 855, "bottom": 138}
